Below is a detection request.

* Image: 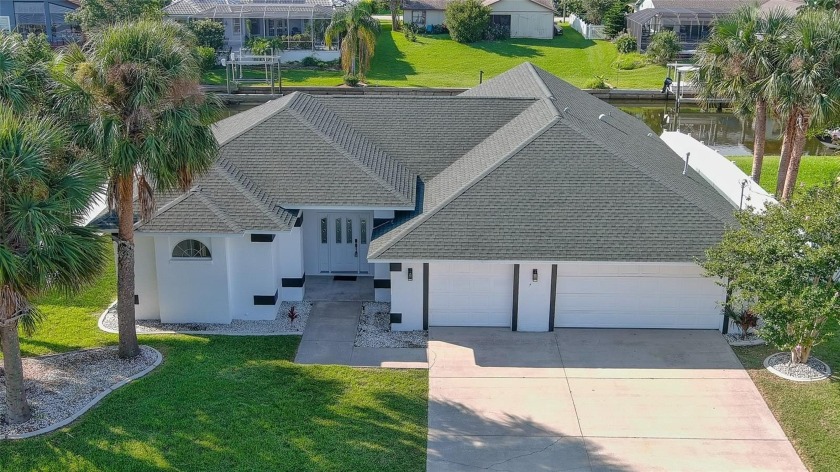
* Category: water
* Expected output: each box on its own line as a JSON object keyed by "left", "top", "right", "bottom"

{"left": 220, "top": 99, "right": 836, "bottom": 157}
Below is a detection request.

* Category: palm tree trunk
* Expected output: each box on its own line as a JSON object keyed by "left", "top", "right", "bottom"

{"left": 781, "top": 112, "right": 810, "bottom": 203}
{"left": 776, "top": 112, "right": 797, "bottom": 198}
{"left": 750, "top": 99, "right": 767, "bottom": 184}
{"left": 116, "top": 176, "right": 140, "bottom": 359}
{"left": 1, "top": 320, "right": 31, "bottom": 424}
{"left": 390, "top": 0, "right": 400, "bottom": 31}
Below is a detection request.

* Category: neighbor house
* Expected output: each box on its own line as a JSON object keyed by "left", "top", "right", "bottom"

{"left": 403, "top": 0, "right": 556, "bottom": 39}
{"left": 163, "top": 0, "right": 338, "bottom": 62}
{"left": 94, "top": 63, "right": 739, "bottom": 332}
{"left": 628, "top": 0, "right": 804, "bottom": 52}
{"left": 0, "top": 0, "right": 79, "bottom": 43}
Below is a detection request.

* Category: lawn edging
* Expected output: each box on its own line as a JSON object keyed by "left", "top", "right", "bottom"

{"left": 2, "top": 346, "right": 163, "bottom": 440}
{"left": 97, "top": 300, "right": 305, "bottom": 336}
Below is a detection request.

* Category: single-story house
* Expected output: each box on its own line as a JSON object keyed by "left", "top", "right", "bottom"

{"left": 403, "top": 0, "right": 556, "bottom": 39}
{"left": 629, "top": 0, "right": 804, "bottom": 52}
{"left": 94, "top": 63, "right": 739, "bottom": 332}
{"left": 0, "top": 0, "right": 80, "bottom": 43}
{"left": 163, "top": 0, "right": 338, "bottom": 62}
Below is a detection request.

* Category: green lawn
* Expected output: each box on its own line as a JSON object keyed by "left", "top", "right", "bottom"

{"left": 731, "top": 155, "right": 840, "bottom": 193}
{"left": 4, "top": 251, "right": 428, "bottom": 472}
{"left": 203, "top": 23, "right": 667, "bottom": 89}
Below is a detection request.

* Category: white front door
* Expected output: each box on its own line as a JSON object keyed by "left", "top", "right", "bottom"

{"left": 318, "top": 212, "right": 372, "bottom": 274}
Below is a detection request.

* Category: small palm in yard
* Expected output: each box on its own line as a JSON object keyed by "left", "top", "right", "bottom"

{"left": 325, "top": 0, "right": 379, "bottom": 80}
{"left": 52, "top": 20, "right": 220, "bottom": 358}
{"left": 0, "top": 109, "right": 108, "bottom": 424}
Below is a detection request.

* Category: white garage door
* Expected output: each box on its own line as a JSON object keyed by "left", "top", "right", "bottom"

{"left": 429, "top": 263, "right": 513, "bottom": 327}
{"left": 554, "top": 264, "right": 724, "bottom": 329}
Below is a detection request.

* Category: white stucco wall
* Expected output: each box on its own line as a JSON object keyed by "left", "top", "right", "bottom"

{"left": 133, "top": 236, "right": 160, "bottom": 320}
{"left": 277, "top": 228, "right": 305, "bottom": 301}
{"left": 516, "top": 263, "right": 552, "bottom": 331}
{"left": 374, "top": 263, "right": 391, "bottom": 302}
{"left": 227, "top": 234, "right": 280, "bottom": 320}
{"left": 154, "top": 236, "right": 232, "bottom": 324}
{"left": 390, "top": 263, "right": 424, "bottom": 331}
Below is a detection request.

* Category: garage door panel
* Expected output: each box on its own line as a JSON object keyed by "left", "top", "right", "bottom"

{"left": 429, "top": 263, "right": 512, "bottom": 327}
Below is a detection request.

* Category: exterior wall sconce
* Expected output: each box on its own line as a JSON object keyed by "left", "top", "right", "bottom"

{"left": 407, "top": 268, "right": 413, "bottom": 281}
{"left": 532, "top": 269, "right": 538, "bottom": 282}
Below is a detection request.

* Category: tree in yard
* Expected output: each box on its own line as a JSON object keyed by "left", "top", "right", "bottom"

{"left": 773, "top": 10, "right": 840, "bottom": 202}
{"left": 444, "top": 0, "right": 491, "bottom": 43}
{"left": 695, "top": 6, "right": 792, "bottom": 185}
{"left": 0, "top": 108, "right": 107, "bottom": 424}
{"left": 325, "top": 1, "right": 380, "bottom": 78}
{"left": 602, "top": 1, "right": 628, "bottom": 38}
{"left": 0, "top": 33, "right": 54, "bottom": 112}
{"left": 644, "top": 30, "right": 680, "bottom": 65}
{"left": 52, "top": 20, "right": 221, "bottom": 358}
{"left": 581, "top": 0, "right": 614, "bottom": 25}
{"left": 187, "top": 19, "right": 226, "bottom": 50}
{"left": 66, "top": 0, "right": 165, "bottom": 31}
{"left": 390, "top": 0, "right": 402, "bottom": 31}
{"left": 702, "top": 183, "right": 840, "bottom": 365}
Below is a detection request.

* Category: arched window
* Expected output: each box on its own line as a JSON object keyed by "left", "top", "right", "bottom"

{"left": 172, "top": 239, "right": 211, "bottom": 259}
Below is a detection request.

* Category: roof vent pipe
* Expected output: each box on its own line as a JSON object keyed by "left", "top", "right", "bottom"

{"left": 683, "top": 152, "right": 691, "bottom": 175}
{"left": 598, "top": 114, "right": 606, "bottom": 121}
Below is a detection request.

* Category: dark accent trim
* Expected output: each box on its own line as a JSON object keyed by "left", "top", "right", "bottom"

{"left": 334, "top": 275, "right": 357, "bottom": 281}
{"left": 722, "top": 281, "right": 733, "bottom": 334}
{"left": 374, "top": 279, "right": 391, "bottom": 289}
{"left": 294, "top": 214, "right": 303, "bottom": 227}
{"left": 512, "top": 264, "right": 520, "bottom": 331}
{"left": 549, "top": 264, "right": 558, "bottom": 332}
{"left": 422, "top": 263, "right": 429, "bottom": 330}
{"left": 389, "top": 263, "right": 402, "bottom": 272}
{"left": 134, "top": 294, "right": 139, "bottom": 305}
{"left": 390, "top": 312, "right": 402, "bottom": 324}
{"left": 281, "top": 274, "right": 306, "bottom": 288}
{"left": 250, "top": 233, "right": 275, "bottom": 242}
{"left": 254, "top": 290, "right": 279, "bottom": 306}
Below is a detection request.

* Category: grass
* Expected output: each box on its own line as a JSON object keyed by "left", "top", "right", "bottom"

{"left": 730, "top": 155, "right": 840, "bottom": 193}
{"left": 203, "top": 23, "right": 667, "bottom": 89}
{"left": 4, "top": 250, "right": 428, "bottom": 471}
{"left": 732, "top": 330, "right": 840, "bottom": 472}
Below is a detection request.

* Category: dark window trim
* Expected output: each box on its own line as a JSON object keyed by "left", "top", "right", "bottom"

{"left": 390, "top": 312, "right": 402, "bottom": 324}
{"left": 389, "top": 263, "right": 402, "bottom": 272}
{"left": 512, "top": 264, "right": 520, "bottom": 331}
{"left": 374, "top": 279, "right": 391, "bottom": 289}
{"left": 422, "top": 263, "right": 429, "bottom": 330}
{"left": 250, "top": 233, "right": 275, "bottom": 242}
{"left": 549, "top": 264, "right": 558, "bottom": 332}
{"left": 134, "top": 294, "right": 139, "bottom": 305}
{"left": 254, "top": 290, "right": 279, "bottom": 306}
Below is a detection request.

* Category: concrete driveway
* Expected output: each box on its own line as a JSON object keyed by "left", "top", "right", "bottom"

{"left": 427, "top": 328, "right": 805, "bottom": 472}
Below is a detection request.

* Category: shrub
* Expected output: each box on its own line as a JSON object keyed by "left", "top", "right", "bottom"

{"left": 402, "top": 21, "right": 421, "bottom": 41}
{"left": 188, "top": 19, "right": 225, "bottom": 50}
{"left": 195, "top": 46, "right": 217, "bottom": 72}
{"left": 484, "top": 22, "right": 510, "bottom": 41}
{"left": 245, "top": 36, "right": 272, "bottom": 55}
{"left": 445, "top": 0, "right": 491, "bottom": 43}
{"left": 614, "top": 52, "right": 645, "bottom": 70}
{"left": 727, "top": 307, "right": 760, "bottom": 340}
{"left": 343, "top": 74, "right": 360, "bottom": 86}
{"left": 301, "top": 56, "right": 319, "bottom": 67}
{"left": 646, "top": 30, "right": 681, "bottom": 65}
{"left": 430, "top": 24, "right": 448, "bottom": 34}
{"left": 583, "top": 75, "right": 610, "bottom": 89}
{"left": 602, "top": 1, "right": 628, "bottom": 38}
{"left": 614, "top": 32, "right": 636, "bottom": 54}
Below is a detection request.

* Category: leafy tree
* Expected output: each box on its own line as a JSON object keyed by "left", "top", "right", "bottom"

{"left": 326, "top": 1, "right": 379, "bottom": 77}
{"left": 696, "top": 7, "right": 791, "bottom": 185}
{"left": 390, "top": 0, "right": 402, "bottom": 31}
{"left": 645, "top": 30, "right": 680, "bottom": 65}
{"left": 66, "top": 0, "right": 166, "bottom": 31}
{"left": 602, "top": 1, "right": 628, "bottom": 38}
{"left": 703, "top": 183, "right": 840, "bottom": 365}
{"left": 0, "top": 108, "right": 107, "bottom": 424}
{"left": 52, "top": 20, "right": 220, "bottom": 358}
{"left": 0, "top": 33, "right": 53, "bottom": 111}
{"left": 444, "top": 0, "right": 491, "bottom": 43}
{"left": 582, "top": 0, "right": 614, "bottom": 24}
{"left": 188, "top": 19, "right": 225, "bottom": 50}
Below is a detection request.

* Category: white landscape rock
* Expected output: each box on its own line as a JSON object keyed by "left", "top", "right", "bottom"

{"left": 99, "top": 301, "right": 312, "bottom": 335}
{"left": 764, "top": 352, "right": 831, "bottom": 382}
{"left": 355, "top": 302, "right": 427, "bottom": 348}
{"left": 0, "top": 345, "right": 161, "bottom": 439}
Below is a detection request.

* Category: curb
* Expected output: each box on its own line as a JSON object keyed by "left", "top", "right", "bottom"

{"left": 763, "top": 353, "right": 832, "bottom": 382}
{"left": 2, "top": 346, "right": 163, "bottom": 440}
{"left": 97, "top": 302, "right": 305, "bottom": 337}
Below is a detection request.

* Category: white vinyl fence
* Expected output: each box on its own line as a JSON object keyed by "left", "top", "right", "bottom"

{"left": 569, "top": 13, "right": 606, "bottom": 40}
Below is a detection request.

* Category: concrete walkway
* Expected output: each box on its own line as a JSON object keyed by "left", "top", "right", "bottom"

{"left": 426, "top": 328, "right": 806, "bottom": 472}
{"left": 294, "top": 301, "right": 427, "bottom": 368}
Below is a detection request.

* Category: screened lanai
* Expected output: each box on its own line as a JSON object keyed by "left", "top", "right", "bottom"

{"left": 164, "top": 0, "right": 336, "bottom": 52}
{"left": 627, "top": 7, "right": 728, "bottom": 53}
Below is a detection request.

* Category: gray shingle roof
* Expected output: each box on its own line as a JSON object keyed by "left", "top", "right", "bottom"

{"left": 369, "top": 63, "right": 737, "bottom": 262}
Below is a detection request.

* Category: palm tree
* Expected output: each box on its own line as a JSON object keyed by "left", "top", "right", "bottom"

{"left": 777, "top": 9, "right": 840, "bottom": 201}
{"left": 0, "top": 33, "right": 52, "bottom": 112}
{"left": 0, "top": 109, "right": 107, "bottom": 424}
{"left": 695, "top": 7, "right": 792, "bottom": 184}
{"left": 325, "top": 1, "right": 379, "bottom": 79}
{"left": 52, "top": 20, "right": 220, "bottom": 358}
